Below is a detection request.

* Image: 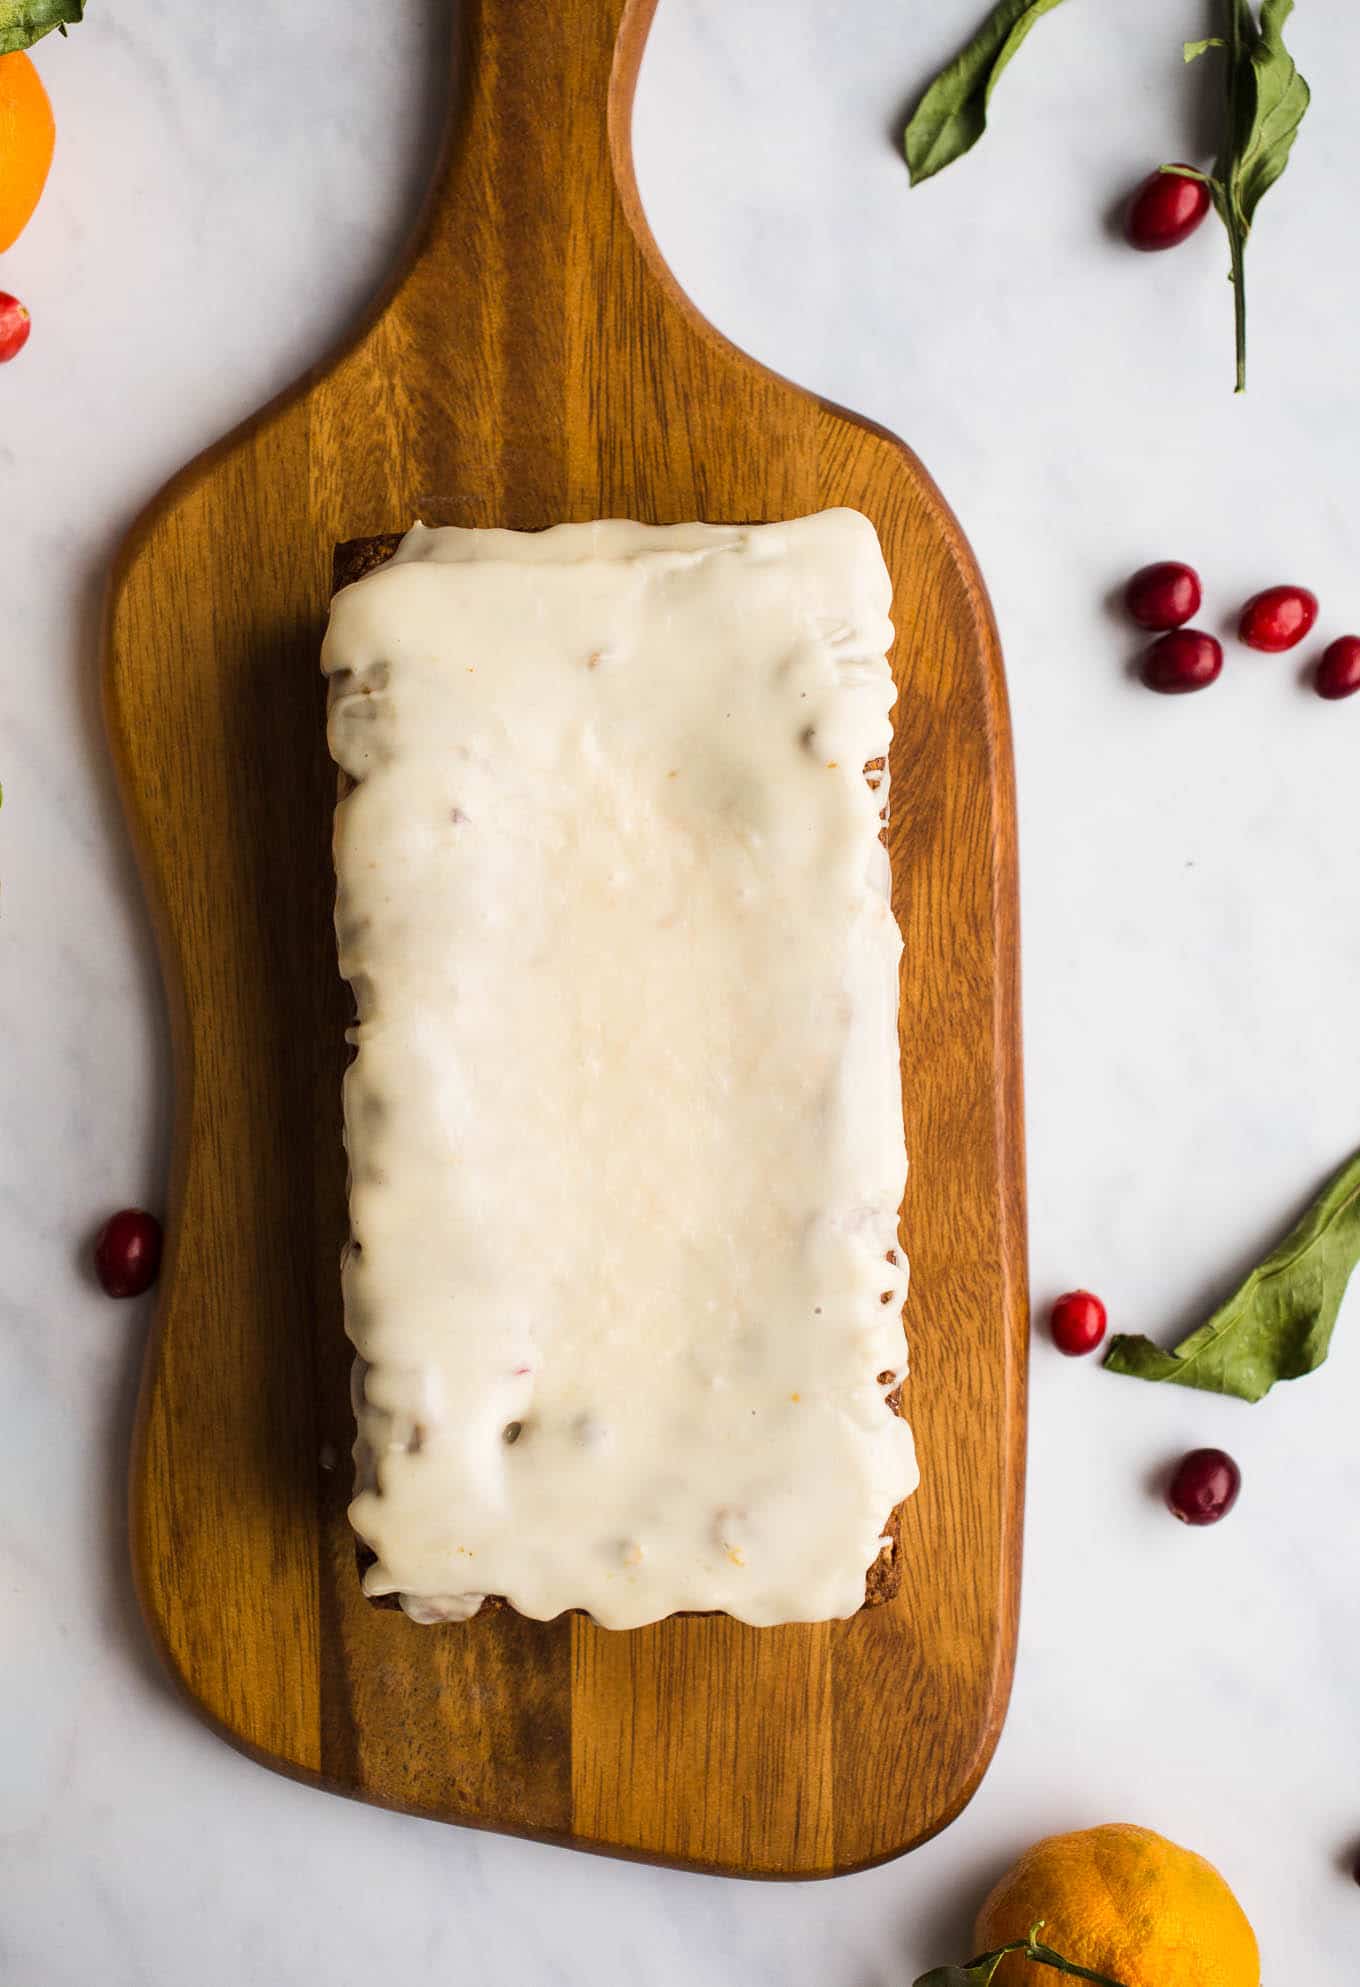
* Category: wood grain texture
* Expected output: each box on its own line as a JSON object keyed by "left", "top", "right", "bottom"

{"left": 106, "top": 0, "right": 1026, "bottom": 1877}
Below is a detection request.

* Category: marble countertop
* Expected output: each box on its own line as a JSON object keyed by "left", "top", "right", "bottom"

{"left": 3, "top": 1, "right": 1357, "bottom": 1979}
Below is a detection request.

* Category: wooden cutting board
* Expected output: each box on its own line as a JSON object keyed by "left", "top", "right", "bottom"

{"left": 105, "top": 0, "right": 1026, "bottom": 1878}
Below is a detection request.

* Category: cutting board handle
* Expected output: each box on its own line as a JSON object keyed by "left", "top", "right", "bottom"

{"left": 419, "top": 0, "right": 663, "bottom": 267}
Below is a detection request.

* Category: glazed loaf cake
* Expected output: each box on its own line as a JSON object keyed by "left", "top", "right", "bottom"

{"left": 323, "top": 515, "right": 917, "bottom": 1630}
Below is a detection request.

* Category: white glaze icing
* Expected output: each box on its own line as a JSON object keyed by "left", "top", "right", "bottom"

{"left": 322, "top": 513, "right": 916, "bottom": 1630}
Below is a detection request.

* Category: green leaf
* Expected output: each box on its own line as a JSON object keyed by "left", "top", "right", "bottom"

{"left": 913, "top": 1970, "right": 996, "bottom": 1986}
{"left": 0, "top": 0, "right": 84, "bottom": 53}
{"left": 1232, "top": 0, "right": 1310, "bottom": 233}
{"left": 914, "top": 1935, "right": 1131, "bottom": 1987}
{"left": 1184, "top": 36, "right": 1226, "bottom": 60}
{"left": 914, "top": 1950, "right": 1017, "bottom": 1987}
{"left": 904, "top": 0, "right": 1073, "bottom": 185}
{"left": 1192, "top": 0, "right": 1310, "bottom": 387}
{"left": 1105, "top": 1147, "right": 1360, "bottom": 1402}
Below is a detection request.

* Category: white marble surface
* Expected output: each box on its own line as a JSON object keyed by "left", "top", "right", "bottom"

{"left": 2, "top": 1, "right": 1357, "bottom": 1978}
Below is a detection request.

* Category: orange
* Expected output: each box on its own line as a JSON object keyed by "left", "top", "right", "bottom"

{"left": 0, "top": 50, "right": 56, "bottom": 252}
{"left": 975, "top": 1824, "right": 1259, "bottom": 1987}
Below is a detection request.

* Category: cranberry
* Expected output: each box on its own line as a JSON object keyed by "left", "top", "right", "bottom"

{"left": 1316, "top": 637, "right": 1360, "bottom": 702}
{"left": 1167, "top": 1447, "right": 1241, "bottom": 1525}
{"left": 1125, "top": 167, "right": 1212, "bottom": 251}
{"left": 1049, "top": 1289, "right": 1107, "bottom": 1356}
{"left": 93, "top": 1208, "right": 163, "bottom": 1298}
{"left": 1141, "top": 629, "right": 1223, "bottom": 694}
{"left": 1125, "top": 562, "right": 1202, "bottom": 631}
{"left": 1239, "top": 585, "right": 1318, "bottom": 652}
{"left": 0, "top": 292, "right": 31, "bottom": 363}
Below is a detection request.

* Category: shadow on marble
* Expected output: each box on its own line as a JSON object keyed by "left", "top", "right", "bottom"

{"left": 61, "top": 551, "right": 175, "bottom": 1704}
{"left": 1155, "top": 1154, "right": 1343, "bottom": 1350}
{"left": 873, "top": 1836, "right": 1022, "bottom": 1986}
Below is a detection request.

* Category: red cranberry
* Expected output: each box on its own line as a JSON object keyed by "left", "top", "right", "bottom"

{"left": 0, "top": 291, "right": 31, "bottom": 363}
{"left": 93, "top": 1209, "right": 163, "bottom": 1298}
{"left": 1125, "top": 167, "right": 1212, "bottom": 251}
{"left": 1317, "top": 636, "right": 1360, "bottom": 701}
{"left": 1049, "top": 1289, "right": 1107, "bottom": 1357}
{"left": 1239, "top": 585, "right": 1318, "bottom": 652}
{"left": 1141, "top": 629, "right": 1223, "bottom": 694}
{"left": 1125, "top": 561, "right": 1202, "bottom": 631}
{"left": 1167, "top": 1447, "right": 1241, "bottom": 1525}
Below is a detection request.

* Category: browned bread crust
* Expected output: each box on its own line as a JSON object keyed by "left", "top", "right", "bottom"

{"left": 333, "top": 533, "right": 908, "bottom": 1620}
{"left": 335, "top": 535, "right": 404, "bottom": 591}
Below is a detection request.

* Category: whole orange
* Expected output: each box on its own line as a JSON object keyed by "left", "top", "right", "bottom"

{"left": 0, "top": 50, "right": 56, "bottom": 252}
{"left": 975, "top": 1823, "right": 1259, "bottom": 1987}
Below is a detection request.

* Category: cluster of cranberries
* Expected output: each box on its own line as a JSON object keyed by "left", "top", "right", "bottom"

{"left": 1124, "top": 562, "right": 1359, "bottom": 700}
{"left": 1049, "top": 1290, "right": 1241, "bottom": 1526}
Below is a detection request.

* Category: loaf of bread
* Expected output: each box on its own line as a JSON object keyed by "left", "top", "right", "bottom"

{"left": 325, "top": 518, "right": 916, "bottom": 1628}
